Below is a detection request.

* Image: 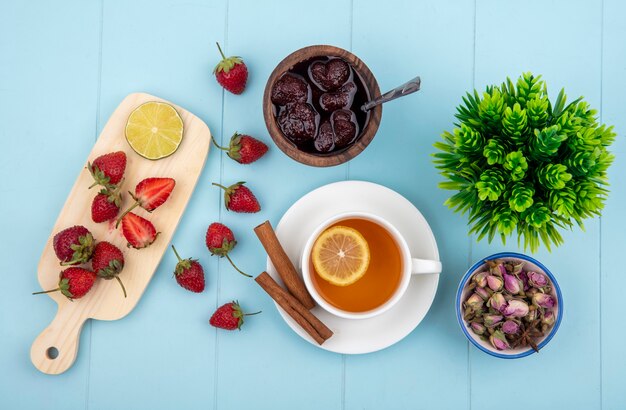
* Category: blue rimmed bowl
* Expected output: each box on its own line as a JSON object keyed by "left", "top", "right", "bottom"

{"left": 455, "top": 252, "right": 563, "bottom": 359}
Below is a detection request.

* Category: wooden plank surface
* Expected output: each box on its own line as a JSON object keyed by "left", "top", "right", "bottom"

{"left": 86, "top": 1, "right": 227, "bottom": 409}
{"left": 601, "top": 0, "right": 626, "bottom": 408}
{"left": 470, "top": 1, "right": 604, "bottom": 409}
{"left": 1, "top": 0, "right": 625, "bottom": 408}
{"left": 214, "top": 0, "right": 351, "bottom": 408}
{"left": 0, "top": 0, "right": 101, "bottom": 406}
{"left": 345, "top": 1, "right": 475, "bottom": 409}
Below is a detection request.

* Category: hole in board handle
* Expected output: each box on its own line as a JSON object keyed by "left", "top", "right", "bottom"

{"left": 46, "top": 347, "right": 59, "bottom": 360}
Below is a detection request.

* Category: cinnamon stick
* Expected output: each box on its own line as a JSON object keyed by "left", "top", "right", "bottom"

{"left": 256, "top": 272, "right": 333, "bottom": 344}
{"left": 268, "top": 294, "right": 324, "bottom": 345}
{"left": 254, "top": 220, "right": 315, "bottom": 309}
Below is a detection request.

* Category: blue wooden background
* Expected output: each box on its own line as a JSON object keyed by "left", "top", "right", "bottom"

{"left": 1, "top": 0, "right": 624, "bottom": 409}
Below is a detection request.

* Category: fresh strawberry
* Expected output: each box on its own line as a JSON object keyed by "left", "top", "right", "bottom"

{"left": 121, "top": 212, "right": 159, "bottom": 249}
{"left": 205, "top": 222, "right": 250, "bottom": 277}
{"left": 171, "top": 245, "right": 205, "bottom": 293}
{"left": 212, "top": 181, "right": 260, "bottom": 213}
{"left": 116, "top": 177, "right": 175, "bottom": 227}
{"left": 212, "top": 132, "right": 268, "bottom": 164}
{"left": 53, "top": 225, "right": 95, "bottom": 265}
{"left": 91, "top": 194, "right": 119, "bottom": 223}
{"left": 91, "top": 185, "right": 122, "bottom": 223}
{"left": 213, "top": 42, "right": 248, "bottom": 95}
{"left": 92, "top": 241, "right": 126, "bottom": 297}
{"left": 88, "top": 151, "right": 126, "bottom": 189}
{"left": 205, "top": 222, "right": 236, "bottom": 254}
{"left": 33, "top": 267, "right": 97, "bottom": 300}
{"left": 209, "top": 301, "right": 260, "bottom": 330}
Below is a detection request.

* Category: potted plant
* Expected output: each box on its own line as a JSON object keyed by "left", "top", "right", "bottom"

{"left": 434, "top": 73, "right": 616, "bottom": 252}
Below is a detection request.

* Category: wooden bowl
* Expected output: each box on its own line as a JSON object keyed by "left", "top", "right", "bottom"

{"left": 263, "top": 45, "right": 382, "bottom": 167}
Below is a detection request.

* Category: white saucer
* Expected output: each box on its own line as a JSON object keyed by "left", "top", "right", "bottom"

{"left": 267, "top": 181, "right": 440, "bottom": 354}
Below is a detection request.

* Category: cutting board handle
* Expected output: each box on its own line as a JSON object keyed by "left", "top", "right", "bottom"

{"left": 31, "top": 306, "right": 87, "bottom": 375}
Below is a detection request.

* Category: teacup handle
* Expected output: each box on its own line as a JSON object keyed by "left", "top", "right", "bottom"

{"left": 411, "top": 258, "right": 442, "bottom": 275}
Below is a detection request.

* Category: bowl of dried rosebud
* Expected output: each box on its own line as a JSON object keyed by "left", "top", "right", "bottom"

{"left": 456, "top": 252, "right": 563, "bottom": 359}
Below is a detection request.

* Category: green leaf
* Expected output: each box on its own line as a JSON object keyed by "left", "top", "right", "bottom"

{"left": 537, "top": 163, "right": 572, "bottom": 190}
{"left": 503, "top": 151, "right": 528, "bottom": 181}
{"left": 516, "top": 72, "right": 544, "bottom": 107}
{"left": 478, "top": 89, "right": 506, "bottom": 132}
{"left": 483, "top": 138, "right": 507, "bottom": 165}
{"left": 502, "top": 103, "right": 528, "bottom": 144}
{"left": 530, "top": 125, "right": 567, "bottom": 161}
{"left": 454, "top": 124, "right": 485, "bottom": 157}
{"left": 508, "top": 182, "right": 534, "bottom": 213}
{"left": 526, "top": 95, "right": 550, "bottom": 128}
{"left": 475, "top": 168, "right": 506, "bottom": 202}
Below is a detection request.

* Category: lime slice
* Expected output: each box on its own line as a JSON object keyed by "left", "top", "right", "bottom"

{"left": 125, "top": 101, "right": 184, "bottom": 160}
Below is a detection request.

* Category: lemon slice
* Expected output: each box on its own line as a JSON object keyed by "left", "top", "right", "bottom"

{"left": 125, "top": 101, "right": 184, "bottom": 160}
{"left": 311, "top": 226, "right": 370, "bottom": 286}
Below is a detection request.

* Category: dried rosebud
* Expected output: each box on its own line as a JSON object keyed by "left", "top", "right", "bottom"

{"left": 473, "top": 271, "right": 489, "bottom": 288}
{"left": 519, "top": 271, "right": 530, "bottom": 291}
{"left": 470, "top": 322, "right": 486, "bottom": 335}
{"left": 502, "top": 299, "right": 530, "bottom": 317}
{"left": 490, "top": 264, "right": 503, "bottom": 277}
{"left": 542, "top": 310, "right": 556, "bottom": 327}
{"left": 498, "top": 264, "right": 507, "bottom": 276}
{"left": 484, "top": 314, "right": 503, "bottom": 327}
{"left": 466, "top": 293, "right": 484, "bottom": 310}
{"left": 528, "top": 271, "right": 549, "bottom": 288}
{"left": 502, "top": 320, "right": 520, "bottom": 334}
{"left": 464, "top": 305, "right": 485, "bottom": 320}
{"left": 488, "top": 292, "right": 507, "bottom": 312}
{"left": 532, "top": 293, "right": 556, "bottom": 309}
{"left": 487, "top": 275, "right": 503, "bottom": 292}
{"left": 512, "top": 262, "right": 524, "bottom": 274}
{"left": 526, "top": 307, "right": 539, "bottom": 322}
{"left": 475, "top": 286, "right": 490, "bottom": 300}
{"left": 504, "top": 273, "right": 522, "bottom": 295}
{"left": 489, "top": 330, "right": 510, "bottom": 350}
{"left": 525, "top": 287, "right": 539, "bottom": 298}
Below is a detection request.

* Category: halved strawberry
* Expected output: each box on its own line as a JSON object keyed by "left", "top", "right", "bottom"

{"left": 132, "top": 177, "right": 176, "bottom": 211}
{"left": 121, "top": 212, "right": 159, "bottom": 249}
{"left": 116, "top": 177, "right": 175, "bottom": 227}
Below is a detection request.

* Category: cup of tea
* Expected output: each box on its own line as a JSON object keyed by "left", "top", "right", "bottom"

{"left": 300, "top": 212, "right": 442, "bottom": 319}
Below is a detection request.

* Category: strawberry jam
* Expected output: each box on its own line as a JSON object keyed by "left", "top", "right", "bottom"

{"left": 271, "top": 56, "right": 370, "bottom": 154}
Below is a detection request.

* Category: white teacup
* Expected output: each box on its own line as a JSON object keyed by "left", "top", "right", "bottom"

{"left": 301, "top": 212, "right": 442, "bottom": 319}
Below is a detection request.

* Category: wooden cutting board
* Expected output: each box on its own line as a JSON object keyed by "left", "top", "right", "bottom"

{"left": 31, "top": 93, "right": 211, "bottom": 375}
